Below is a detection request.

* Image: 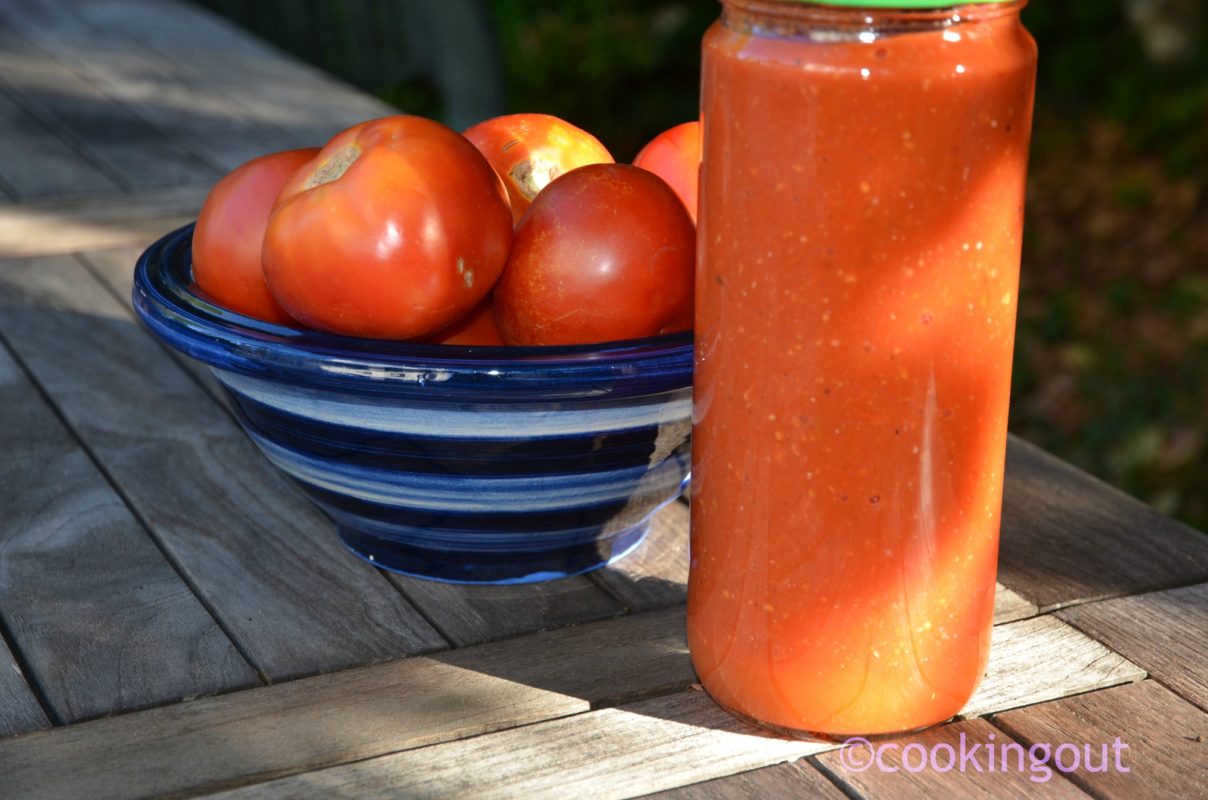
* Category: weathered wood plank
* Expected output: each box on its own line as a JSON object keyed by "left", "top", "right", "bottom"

{"left": 640, "top": 760, "right": 846, "bottom": 800}
{"left": 813, "top": 718, "right": 1091, "bottom": 798}
{"left": 69, "top": 0, "right": 394, "bottom": 145}
{"left": 0, "top": 87, "right": 118, "bottom": 200}
{"left": 0, "top": 601, "right": 1146, "bottom": 799}
{"left": 0, "top": 254, "right": 447, "bottom": 681}
{"left": 0, "top": 608, "right": 695, "bottom": 800}
{"left": 389, "top": 574, "right": 622, "bottom": 648}
{"left": 1000, "top": 436, "right": 1208, "bottom": 610}
{"left": 993, "top": 582, "right": 1038, "bottom": 624}
{"left": 0, "top": 185, "right": 203, "bottom": 258}
{"left": 208, "top": 691, "right": 836, "bottom": 800}
{"left": 996, "top": 680, "right": 1208, "bottom": 800}
{"left": 1057, "top": 582, "right": 1208, "bottom": 711}
{"left": 79, "top": 242, "right": 231, "bottom": 403}
{"left": 592, "top": 498, "right": 691, "bottom": 612}
{"left": 0, "top": 342, "right": 257, "bottom": 723}
{"left": 106, "top": 611, "right": 1140, "bottom": 797}
{"left": 0, "top": 635, "right": 50, "bottom": 739}
{"left": 962, "top": 614, "right": 1144, "bottom": 719}
{"left": 0, "top": 21, "right": 215, "bottom": 189}
{"left": 0, "top": 0, "right": 301, "bottom": 174}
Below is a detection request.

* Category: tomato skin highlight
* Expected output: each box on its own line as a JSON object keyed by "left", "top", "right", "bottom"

{"left": 262, "top": 116, "right": 513, "bottom": 339}
{"left": 633, "top": 121, "right": 700, "bottom": 223}
{"left": 463, "top": 113, "right": 613, "bottom": 224}
{"left": 192, "top": 147, "right": 318, "bottom": 324}
{"left": 494, "top": 163, "right": 695, "bottom": 346}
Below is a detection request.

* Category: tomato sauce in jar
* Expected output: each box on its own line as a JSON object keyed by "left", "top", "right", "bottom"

{"left": 689, "top": 0, "right": 1037, "bottom": 737}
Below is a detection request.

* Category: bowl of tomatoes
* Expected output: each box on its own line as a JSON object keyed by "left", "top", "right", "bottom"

{"left": 132, "top": 113, "right": 699, "bottom": 584}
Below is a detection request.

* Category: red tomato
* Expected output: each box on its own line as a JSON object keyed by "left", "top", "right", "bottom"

{"left": 633, "top": 121, "right": 700, "bottom": 223}
{"left": 463, "top": 113, "right": 613, "bottom": 224}
{"left": 424, "top": 298, "right": 505, "bottom": 346}
{"left": 262, "top": 116, "right": 512, "bottom": 339}
{"left": 494, "top": 164, "right": 695, "bottom": 346}
{"left": 192, "top": 148, "right": 318, "bottom": 324}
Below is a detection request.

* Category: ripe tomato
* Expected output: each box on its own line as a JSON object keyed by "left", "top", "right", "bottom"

{"left": 192, "top": 147, "right": 318, "bottom": 324}
{"left": 494, "top": 164, "right": 695, "bottom": 346}
{"left": 463, "top": 113, "right": 613, "bottom": 224}
{"left": 633, "top": 121, "right": 700, "bottom": 223}
{"left": 262, "top": 116, "right": 512, "bottom": 339}
{"left": 424, "top": 298, "right": 505, "bottom": 346}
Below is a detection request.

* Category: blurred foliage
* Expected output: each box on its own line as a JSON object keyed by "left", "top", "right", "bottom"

{"left": 484, "top": 1, "right": 715, "bottom": 159}
{"left": 194, "top": 0, "right": 447, "bottom": 118}
{"left": 1012, "top": 0, "right": 1208, "bottom": 530}
{"left": 197, "top": 0, "right": 1207, "bottom": 531}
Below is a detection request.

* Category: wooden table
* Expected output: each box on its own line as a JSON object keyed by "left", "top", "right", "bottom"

{"left": 1, "top": 2, "right": 1206, "bottom": 797}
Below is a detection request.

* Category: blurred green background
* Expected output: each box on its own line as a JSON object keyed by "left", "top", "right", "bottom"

{"left": 196, "top": 0, "right": 1207, "bottom": 532}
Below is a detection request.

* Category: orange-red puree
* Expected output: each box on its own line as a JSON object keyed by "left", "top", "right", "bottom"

{"left": 689, "top": 1, "right": 1037, "bottom": 737}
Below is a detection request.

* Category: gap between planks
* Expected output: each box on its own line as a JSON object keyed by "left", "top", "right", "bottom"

{"left": 0, "top": 0, "right": 325, "bottom": 175}
{"left": 0, "top": 14, "right": 215, "bottom": 191}
{"left": 0, "top": 603, "right": 1141, "bottom": 800}
{"left": 0, "top": 330, "right": 259, "bottom": 726}
{"left": 1056, "top": 581, "right": 1208, "bottom": 713}
{"left": 0, "top": 252, "right": 450, "bottom": 683}
{"left": 205, "top": 612, "right": 1141, "bottom": 800}
{"left": 994, "top": 679, "right": 1208, "bottom": 800}
{"left": 0, "top": 619, "right": 52, "bottom": 738}
{"left": 65, "top": 0, "right": 396, "bottom": 146}
{"left": 999, "top": 437, "right": 1208, "bottom": 613}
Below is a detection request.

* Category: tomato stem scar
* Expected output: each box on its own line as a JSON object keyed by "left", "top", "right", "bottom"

{"left": 305, "top": 145, "right": 362, "bottom": 189}
{"left": 510, "top": 157, "right": 562, "bottom": 201}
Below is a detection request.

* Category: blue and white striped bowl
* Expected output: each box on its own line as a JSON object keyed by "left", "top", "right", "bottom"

{"left": 133, "top": 225, "right": 692, "bottom": 584}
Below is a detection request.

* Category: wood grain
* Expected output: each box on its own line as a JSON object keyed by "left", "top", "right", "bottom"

{"left": 10, "top": 608, "right": 1139, "bottom": 800}
{"left": 0, "top": 635, "right": 50, "bottom": 739}
{"left": 0, "top": 342, "right": 257, "bottom": 723}
{"left": 640, "top": 760, "right": 846, "bottom": 800}
{"left": 388, "top": 573, "right": 622, "bottom": 648}
{"left": 993, "top": 583, "right": 1039, "bottom": 624}
{"left": 1, "top": 0, "right": 300, "bottom": 174}
{"left": 0, "top": 19, "right": 215, "bottom": 189}
{"left": 207, "top": 691, "right": 836, "bottom": 800}
{"left": 81, "top": 242, "right": 238, "bottom": 404}
{"left": 0, "top": 254, "right": 446, "bottom": 681}
{"left": 996, "top": 680, "right": 1208, "bottom": 800}
{"left": 962, "top": 615, "right": 1144, "bottom": 719}
{"left": 1000, "top": 436, "right": 1208, "bottom": 611}
{"left": 0, "top": 599, "right": 1147, "bottom": 798}
{"left": 1057, "top": 582, "right": 1208, "bottom": 711}
{"left": 68, "top": 0, "right": 394, "bottom": 147}
{"left": 813, "top": 718, "right": 1090, "bottom": 798}
{"left": 0, "top": 608, "right": 695, "bottom": 800}
{"left": 592, "top": 499, "right": 691, "bottom": 612}
{"left": 0, "top": 88, "right": 118, "bottom": 201}
{"left": 0, "top": 186, "right": 202, "bottom": 258}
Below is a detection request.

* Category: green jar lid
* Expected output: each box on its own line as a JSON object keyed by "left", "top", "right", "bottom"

{"left": 788, "top": 0, "right": 1012, "bottom": 6}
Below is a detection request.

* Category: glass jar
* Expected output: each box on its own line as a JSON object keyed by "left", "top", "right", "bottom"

{"left": 688, "top": 0, "right": 1037, "bottom": 738}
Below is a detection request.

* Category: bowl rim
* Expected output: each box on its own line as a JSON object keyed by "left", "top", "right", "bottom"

{"left": 132, "top": 224, "right": 694, "bottom": 399}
